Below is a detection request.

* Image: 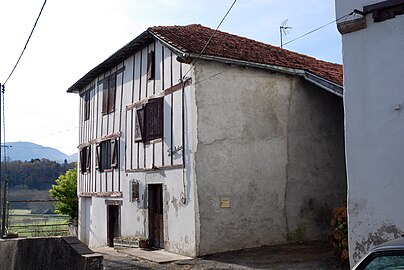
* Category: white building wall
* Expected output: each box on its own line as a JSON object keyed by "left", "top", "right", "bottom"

{"left": 336, "top": 0, "right": 404, "bottom": 265}
{"left": 77, "top": 39, "right": 198, "bottom": 256}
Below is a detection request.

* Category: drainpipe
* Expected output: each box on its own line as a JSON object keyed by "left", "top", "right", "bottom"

{"left": 181, "top": 79, "right": 187, "bottom": 205}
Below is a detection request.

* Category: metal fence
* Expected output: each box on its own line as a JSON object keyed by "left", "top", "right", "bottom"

{"left": 5, "top": 200, "right": 70, "bottom": 237}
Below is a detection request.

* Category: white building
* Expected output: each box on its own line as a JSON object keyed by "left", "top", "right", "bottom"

{"left": 335, "top": 0, "right": 404, "bottom": 265}
{"left": 68, "top": 24, "right": 347, "bottom": 256}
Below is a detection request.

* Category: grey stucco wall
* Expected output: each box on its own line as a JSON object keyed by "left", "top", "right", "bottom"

{"left": 0, "top": 236, "right": 103, "bottom": 270}
{"left": 286, "top": 79, "right": 346, "bottom": 241}
{"left": 194, "top": 61, "right": 346, "bottom": 255}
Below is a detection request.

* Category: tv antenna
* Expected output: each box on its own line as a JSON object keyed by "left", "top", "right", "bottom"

{"left": 280, "top": 19, "right": 292, "bottom": 48}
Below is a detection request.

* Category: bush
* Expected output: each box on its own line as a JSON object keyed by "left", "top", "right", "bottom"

{"left": 330, "top": 201, "right": 349, "bottom": 266}
{"left": 49, "top": 167, "right": 78, "bottom": 221}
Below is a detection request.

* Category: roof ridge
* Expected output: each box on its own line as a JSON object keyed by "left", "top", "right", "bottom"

{"left": 148, "top": 24, "right": 342, "bottom": 67}
{"left": 148, "top": 24, "right": 342, "bottom": 85}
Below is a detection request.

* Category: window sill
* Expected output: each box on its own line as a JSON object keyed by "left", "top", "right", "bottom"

{"left": 99, "top": 169, "right": 114, "bottom": 173}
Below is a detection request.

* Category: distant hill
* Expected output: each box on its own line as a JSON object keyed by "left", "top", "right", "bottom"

{"left": 5, "top": 142, "right": 77, "bottom": 163}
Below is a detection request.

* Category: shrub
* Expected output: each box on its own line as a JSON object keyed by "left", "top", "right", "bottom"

{"left": 49, "top": 167, "right": 78, "bottom": 221}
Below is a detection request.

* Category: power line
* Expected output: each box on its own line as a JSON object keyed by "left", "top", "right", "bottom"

{"left": 182, "top": 0, "right": 238, "bottom": 80}
{"left": 282, "top": 11, "right": 355, "bottom": 47}
{"left": 27, "top": 126, "right": 78, "bottom": 141}
{"left": 3, "top": 0, "right": 48, "bottom": 86}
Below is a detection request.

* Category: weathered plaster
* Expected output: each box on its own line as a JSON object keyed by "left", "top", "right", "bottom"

{"left": 336, "top": 0, "right": 404, "bottom": 266}
{"left": 194, "top": 61, "right": 346, "bottom": 255}
{"left": 286, "top": 78, "right": 346, "bottom": 241}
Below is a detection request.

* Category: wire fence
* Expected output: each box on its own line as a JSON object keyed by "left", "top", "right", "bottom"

{"left": 4, "top": 200, "right": 71, "bottom": 237}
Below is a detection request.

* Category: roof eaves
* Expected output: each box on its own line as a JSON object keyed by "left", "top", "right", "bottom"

{"left": 186, "top": 53, "right": 343, "bottom": 97}
{"left": 189, "top": 53, "right": 307, "bottom": 77}
{"left": 303, "top": 72, "right": 343, "bottom": 97}
{"left": 67, "top": 31, "right": 153, "bottom": 94}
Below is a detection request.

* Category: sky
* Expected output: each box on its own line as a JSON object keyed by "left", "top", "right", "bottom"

{"left": 0, "top": 0, "right": 341, "bottom": 155}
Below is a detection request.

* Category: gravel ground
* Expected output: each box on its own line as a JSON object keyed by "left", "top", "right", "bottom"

{"left": 102, "top": 241, "right": 349, "bottom": 270}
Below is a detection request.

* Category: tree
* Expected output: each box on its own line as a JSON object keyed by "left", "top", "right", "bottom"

{"left": 49, "top": 166, "right": 78, "bottom": 221}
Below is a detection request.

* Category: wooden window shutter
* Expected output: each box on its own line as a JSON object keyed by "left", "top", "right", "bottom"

{"left": 95, "top": 144, "right": 101, "bottom": 170}
{"left": 145, "top": 97, "right": 163, "bottom": 141}
{"left": 135, "top": 107, "right": 145, "bottom": 142}
{"left": 86, "top": 146, "right": 91, "bottom": 172}
{"left": 104, "top": 140, "right": 112, "bottom": 170}
{"left": 79, "top": 148, "right": 86, "bottom": 173}
{"left": 111, "top": 139, "right": 118, "bottom": 168}
{"left": 108, "top": 74, "right": 116, "bottom": 113}
{"left": 102, "top": 77, "right": 109, "bottom": 115}
{"left": 147, "top": 51, "right": 155, "bottom": 81}
{"left": 84, "top": 91, "right": 90, "bottom": 121}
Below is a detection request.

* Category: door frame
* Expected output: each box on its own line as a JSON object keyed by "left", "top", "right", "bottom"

{"left": 106, "top": 200, "right": 122, "bottom": 247}
{"left": 148, "top": 184, "right": 164, "bottom": 249}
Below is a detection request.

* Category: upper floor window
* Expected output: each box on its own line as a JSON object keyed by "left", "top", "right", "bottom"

{"left": 83, "top": 91, "right": 90, "bottom": 121}
{"left": 79, "top": 146, "right": 91, "bottom": 173}
{"left": 102, "top": 74, "right": 116, "bottom": 115}
{"left": 96, "top": 139, "right": 119, "bottom": 172}
{"left": 135, "top": 97, "right": 163, "bottom": 143}
{"left": 147, "top": 51, "right": 155, "bottom": 81}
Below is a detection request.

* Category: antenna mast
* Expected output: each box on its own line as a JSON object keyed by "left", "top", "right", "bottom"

{"left": 280, "top": 19, "right": 292, "bottom": 48}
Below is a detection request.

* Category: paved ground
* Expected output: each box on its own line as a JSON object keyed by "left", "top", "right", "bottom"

{"left": 96, "top": 241, "right": 349, "bottom": 270}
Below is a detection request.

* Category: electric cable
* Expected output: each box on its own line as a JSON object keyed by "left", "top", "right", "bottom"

{"left": 282, "top": 11, "right": 355, "bottom": 47}
{"left": 3, "top": 0, "right": 48, "bottom": 86}
{"left": 182, "top": 0, "right": 238, "bottom": 80}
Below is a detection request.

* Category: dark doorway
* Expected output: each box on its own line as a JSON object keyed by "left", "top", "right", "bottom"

{"left": 107, "top": 204, "right": 120, "bottom": 247}
{"left": 148, "top": 184, "right": 164, "bottom": 249}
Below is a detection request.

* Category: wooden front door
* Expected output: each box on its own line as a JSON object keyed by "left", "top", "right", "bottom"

{"left": 107, "top": 205, "right": 120, "bottom": 247}
{"left": 148, "top": 184, "right": 164, "bottom": 249}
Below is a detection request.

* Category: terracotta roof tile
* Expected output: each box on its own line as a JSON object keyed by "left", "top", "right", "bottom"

{"left": 149, "top": 24, "right": 342, "bottom": 86}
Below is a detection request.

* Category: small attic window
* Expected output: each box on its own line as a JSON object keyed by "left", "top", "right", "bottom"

{"left": 147, "top": 51, "right": 155, "bottom": 81}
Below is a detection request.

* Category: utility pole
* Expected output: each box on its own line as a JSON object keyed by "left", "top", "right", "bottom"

{"left": 0, "top": 84, "right": 5, "bottom": 237}
{"left": 0, "top": 85, "right": 8, "bottom": 237}
{"left": 0, "top": 82, "right": 3, "bottom": 237}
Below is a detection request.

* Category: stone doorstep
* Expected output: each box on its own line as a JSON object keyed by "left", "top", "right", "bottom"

{"left": 118, "top": 248, "right": 193, "bottom": 263}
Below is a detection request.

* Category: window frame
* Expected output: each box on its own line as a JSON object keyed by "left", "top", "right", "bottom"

{"left": 96, "top": 139, "right": 119, "bottom": 172}
{"left": 102, "top": 74, "right": 117, "bottom": 115}
{"left": 79, "top": 146, "right": 91, "bottom": 174}
{"left": 83, "top": 91, "right": 90, "bottom": 121}
{"left": 134, "top": 97, "right": 163, "bottom": 143}
{"left": 147, "top": 50, "right": 155, "bottom": 81}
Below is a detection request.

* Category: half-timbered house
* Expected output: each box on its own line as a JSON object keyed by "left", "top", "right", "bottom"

{"left": 68, "top": 24, "right": 346, "bottom": 256}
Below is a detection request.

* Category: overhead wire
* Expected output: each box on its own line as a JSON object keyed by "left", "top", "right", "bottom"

{"left": 3, "top": 0, "right": 48, "bottom": 86}
{"left": 182, "top": 0, "right": 238, "bottom": 80}
{"left": 282, "top": 11, "right": 355, "bottom": 47}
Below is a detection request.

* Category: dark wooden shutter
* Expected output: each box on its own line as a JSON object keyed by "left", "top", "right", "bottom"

{"left": 86, "top": 146, "right": 91, "bottom": 172}
{"left": 104, "top": 140, "right": 112, "bottom": 170}
{"left": 135, "top": 107, "right": 145, "bottom": 142}
{"left": 145, "top": 98, "right": 163, "bottom": 141}
{"left": 96, "top": 144, "right": 101, "bottom": 170}
{"left": 84, "top": 91, "right": 90, "bottom": 121}
{"left": 147, "top": 51, "right": 155, "bottom": 80}
{"left": 80, "top": 148, "right": 86, "bottom": 173}
{"left": 109, "top": 74, "right": 116, "bottom": 113}
{"left": 111, "top": 139, "right": 118, "bottom": 168}
{"left": 102, "top": 77, "right": 109, "bottom": 115}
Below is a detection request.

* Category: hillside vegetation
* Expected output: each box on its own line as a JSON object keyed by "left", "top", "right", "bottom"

{"left": 3, "top": 159, "right": 76, "bottom": 210}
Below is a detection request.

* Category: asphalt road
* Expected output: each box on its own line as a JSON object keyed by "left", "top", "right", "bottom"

{"left": 102, "top": 241, "right": 349, "bottom": 270}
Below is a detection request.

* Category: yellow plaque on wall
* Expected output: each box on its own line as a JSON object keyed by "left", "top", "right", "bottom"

{"left": 220, "top": 197, "right": 230, "bottom": 208}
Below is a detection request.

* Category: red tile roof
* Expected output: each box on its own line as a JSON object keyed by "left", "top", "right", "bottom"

{"left": 149, "top": 24, "right": 342, "bottom": 86}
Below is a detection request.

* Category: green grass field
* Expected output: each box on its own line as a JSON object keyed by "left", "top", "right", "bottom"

{"left": 7, "top": 209, "right": 70, "bottom": 237}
